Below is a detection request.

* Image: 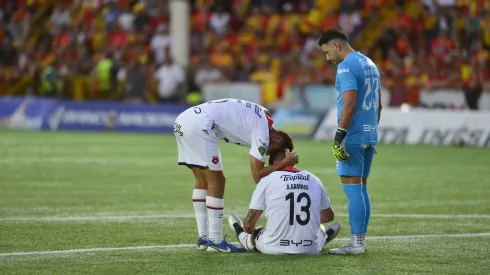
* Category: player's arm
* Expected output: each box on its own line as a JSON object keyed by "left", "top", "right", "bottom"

{"left": 333, "top": 65, "right": 358, "bottom": 161}
{"left": 337, "top": 65, "right": 358, "bottom": 134}
{"left": 339, "top": 90, "right": 357, "bottom": 131}
{"left": 243, "top": 208, "right": 263, "bottom": 233}
{"left": 250, "top": 156, "right": 287, "bottom": 183}
{"left": 317, "top": 176, "right": 334, "bottom": 223}
{"left": 250, "top": 129, "right": 297, "bottom": 183}
{"left": 244, "top": 178, "right": 267, "bottom": 233}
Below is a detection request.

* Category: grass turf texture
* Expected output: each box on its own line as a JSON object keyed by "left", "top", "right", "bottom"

{"left": 1, "top": 130, "right": 489, "bottom": 274}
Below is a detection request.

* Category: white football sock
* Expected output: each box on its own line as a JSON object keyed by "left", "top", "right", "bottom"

{"left": 351, "top": 234, "right": 365, "bottom": 247}
{"left": 206, "top": 196, "right": 224, "bottom": 244}
{"left": 192, "top": 189, "right": 208, "bottom": 239}
{"left": 239, "top": 232, "right": 255, "bottom": 251}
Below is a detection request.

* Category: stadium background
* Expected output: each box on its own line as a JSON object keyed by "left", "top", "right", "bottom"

{"left": 1, "top": 1, "right": 490, "bottom": 274}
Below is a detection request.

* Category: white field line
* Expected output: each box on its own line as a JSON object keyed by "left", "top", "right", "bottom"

{"left": 1, "top": 213, "right": 490, "bottom": 222}
{"left": 1, "top": 232, "right": 490, "bottom": 257}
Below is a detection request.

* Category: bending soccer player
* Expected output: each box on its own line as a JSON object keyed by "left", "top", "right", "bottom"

{"left": 317, "top": 29, "right": 382, "bottom": 255}
{"left": 227, "top": 148, "right": 341, "bottom": 255}
{"left": 174, "top": 98, "right": 298, "bottom": 253}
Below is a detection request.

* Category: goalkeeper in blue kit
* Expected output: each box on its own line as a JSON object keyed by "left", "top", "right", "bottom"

{"left": 317, "top": 29, "right": 382, "bottom": 255}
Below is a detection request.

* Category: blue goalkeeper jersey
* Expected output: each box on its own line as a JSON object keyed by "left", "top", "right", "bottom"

{"left": 335, "top": 51, "right": 380, "bottom": 145}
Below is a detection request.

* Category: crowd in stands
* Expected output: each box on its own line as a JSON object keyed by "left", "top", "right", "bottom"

{"left": 0, "top": 0, "right": 489, "bottom": 109}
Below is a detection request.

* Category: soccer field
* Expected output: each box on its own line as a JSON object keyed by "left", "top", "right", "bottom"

{"left": 1, "top": 131, "right": 489, "bottom": 274}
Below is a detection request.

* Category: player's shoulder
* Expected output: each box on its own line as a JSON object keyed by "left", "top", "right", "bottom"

{"left": 300, "top": 170, "right": 322, "bottom": 184}
{"left": 337, "top": 53, "right": 360, "bottom": 73}
{"left": 257, "top": 172, "right": 276, "bottom": 187}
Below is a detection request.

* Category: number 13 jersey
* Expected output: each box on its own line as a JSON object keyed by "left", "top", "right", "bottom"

{"left": 249, "top": 167, "right": 332, "bottom": 254}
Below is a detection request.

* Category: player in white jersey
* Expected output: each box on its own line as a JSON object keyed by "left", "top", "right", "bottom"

{"left": 174, "top": 98, "right": 299, "bottom": 253}
{"left": 227, "top": 148, "right": 341, "bottom": 255}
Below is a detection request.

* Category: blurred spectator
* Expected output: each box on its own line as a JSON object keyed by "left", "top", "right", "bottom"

{"left": 154, "top": 56, "right": 185, "bottom": 103}
{"left": 210, "top": 4, "right": 230, "bottom": 36}
{"left": 50, "top": 3, "right": 70, "bottom": 31}
{"left": 150, "top": 23, "right": 170, "bottom": 65}
{"left": 118, "top": 59, "right": 148, "bottom": 103}
{"left": 194, "top": 56, "right": 224, "bottom": 89}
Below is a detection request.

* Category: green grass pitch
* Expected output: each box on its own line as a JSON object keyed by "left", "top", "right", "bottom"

{"left": 1, "top": 130, "right": 489, "bottom": 274}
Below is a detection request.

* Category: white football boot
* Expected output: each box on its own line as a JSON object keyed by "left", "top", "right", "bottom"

{"left": 329, "top": 243, "right": 367, "bottom": 255}
{"left": 227, "top": 214, "right": 244, "bottom": 241}
{"left": 323, "top": 222, "right": 341, "bottom": 245}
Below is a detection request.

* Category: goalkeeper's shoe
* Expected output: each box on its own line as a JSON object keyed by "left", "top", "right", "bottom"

{"left": 324, "top": 222, "right": 341, "bottom": 245}
{"left": 196, "top": 237, "right": 208, "bottom": 251}
{"left": 329, "top": 243, "right": 366, "bottom": 255}
{"left": 206, "top": 238, "right": 246, "bottom": 253}
{"left": 228, "top": 214, "right": 244, "bottom": 241}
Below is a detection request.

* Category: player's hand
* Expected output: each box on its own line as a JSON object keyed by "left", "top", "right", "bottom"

{"left": 332, "top": 128, "right": 349, "bottom": 162}
{"left": 281, "top": 149, "right": 299, "bottom": 166}
{"left": 243, "top": 224, "right": 255, "bottom": 234}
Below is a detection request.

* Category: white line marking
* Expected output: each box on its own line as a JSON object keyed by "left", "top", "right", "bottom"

{"left": 1, "top": 232, "right": 490, "bottom": 257}
{"left": 1, "top": 213, "right": 490, "bottom": 222}
{"left": 368, "top": 213, "right": 490, "bottom": 219}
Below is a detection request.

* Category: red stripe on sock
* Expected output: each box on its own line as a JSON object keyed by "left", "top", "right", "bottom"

{"left": 206, "top": 206, "right": 224, "bottom": 210}
{"left": 192, "top": 199, "right": 206, "bottom": 202}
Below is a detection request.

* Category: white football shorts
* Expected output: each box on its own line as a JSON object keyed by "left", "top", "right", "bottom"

{"left": 174, "top": 106, "right": 222, "bottom": 171}
{"left": 254, "top": 228, "right": 325, "bottom": 255}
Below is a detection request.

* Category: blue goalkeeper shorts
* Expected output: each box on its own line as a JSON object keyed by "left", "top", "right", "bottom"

{"left": 336, "top": 144, "right": 376, "bottom": 178}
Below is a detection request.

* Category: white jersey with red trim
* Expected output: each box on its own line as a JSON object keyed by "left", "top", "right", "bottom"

{"left": 249, "top": 168, "right": 332, "bottom": 254}
{"left": 196, "top": 98, "right": 272, "bottom": 162}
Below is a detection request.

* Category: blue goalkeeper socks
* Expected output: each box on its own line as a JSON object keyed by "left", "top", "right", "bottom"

{"left": 343, "top": 184, "right": 369, "bottom": 235}
{"left": 362, "top": 183, "right": 371, "bottom": 234}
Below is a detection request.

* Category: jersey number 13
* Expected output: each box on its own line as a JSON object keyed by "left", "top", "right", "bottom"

{"left": 285, "top": 192, "right": 311, "bottom": 226}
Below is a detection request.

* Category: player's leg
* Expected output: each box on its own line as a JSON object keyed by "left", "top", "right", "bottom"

{"left": 316, "top": 222, "right": 341, "bottom": 254}
{"left": 176, "top": 110, "right": 243, "bottom": 253}
{"left": 175, "top": 113, "right": 208, "bottom": 250}
{"left": 329, "top": 144, "right": 367, "bottom": 255}
{"left": 197, "top": 135, "right": 244, "bottom": 253}
{"left": 191, "top": 168, "right": 208, "bottom": 250}
{"left": 228, "top": 214, "right": 255, "bottom": 251}
{"left": 361, "top": 145, "right": 376, "bottom": 234}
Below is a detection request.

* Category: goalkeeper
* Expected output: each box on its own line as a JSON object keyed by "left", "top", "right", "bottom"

{"left": 317, "top": 29, "right": 382, "bottom": 255}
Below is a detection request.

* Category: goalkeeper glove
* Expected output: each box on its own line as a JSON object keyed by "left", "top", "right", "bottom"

{"left": 332, "top": 128, "right": 349, "bottom": 162}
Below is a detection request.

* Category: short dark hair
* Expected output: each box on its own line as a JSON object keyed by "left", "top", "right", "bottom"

{"left": 268, "top": 131, "right": 294, "bottom": 166}
{"left": 277, "top": 130, "right": 294, "bottom": 152}
{"left": 317, "top": 28, "right": 348, "bottom": 46}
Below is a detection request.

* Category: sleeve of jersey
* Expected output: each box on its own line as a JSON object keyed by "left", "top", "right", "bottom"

{"left": 337, "top": 63, "right": 358, "bottom": 94}
{"left": 248, "top": 180, "right": 267, "bottom": 210}
{"left": 249, "top": 122, "right": 269, "bottom": 163}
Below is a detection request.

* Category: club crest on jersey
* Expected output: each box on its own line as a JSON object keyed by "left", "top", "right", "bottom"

{"left": 258, "top": 139, "right": 268, "bottom": 156}
{"left": 212, "top": 156, "right": 219, "bottom": 164}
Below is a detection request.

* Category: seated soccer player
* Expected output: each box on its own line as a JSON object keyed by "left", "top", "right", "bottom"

{"left": 227, "top": 148, "right": 341, "bottom": 255}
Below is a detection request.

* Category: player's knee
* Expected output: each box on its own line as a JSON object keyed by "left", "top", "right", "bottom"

{"left": 216, "top": 172, "right": 226, "bottom": 185}
{"left": 191, "top": 168, "right": 207, "bottom": 189}
{"left": 202, "top": 170, "right": 226, "bottom": 198}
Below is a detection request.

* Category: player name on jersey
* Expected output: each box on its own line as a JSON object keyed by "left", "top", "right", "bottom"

{"left": 286, "top": 183, "right": 310, "bottom": 190}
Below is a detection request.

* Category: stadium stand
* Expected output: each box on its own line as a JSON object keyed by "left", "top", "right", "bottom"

{"left": 0, "top": 0, "right": 489, "bottom": 108}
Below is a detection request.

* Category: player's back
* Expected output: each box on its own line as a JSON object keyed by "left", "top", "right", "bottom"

{"left": 258, "top": 169, "right": 327, "bottom": 254}
{"left": 335, "top": 51, "right": 380, "bottom": 144}
{"left": 196, "top": 98, "right": 269, "bottom": 147}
